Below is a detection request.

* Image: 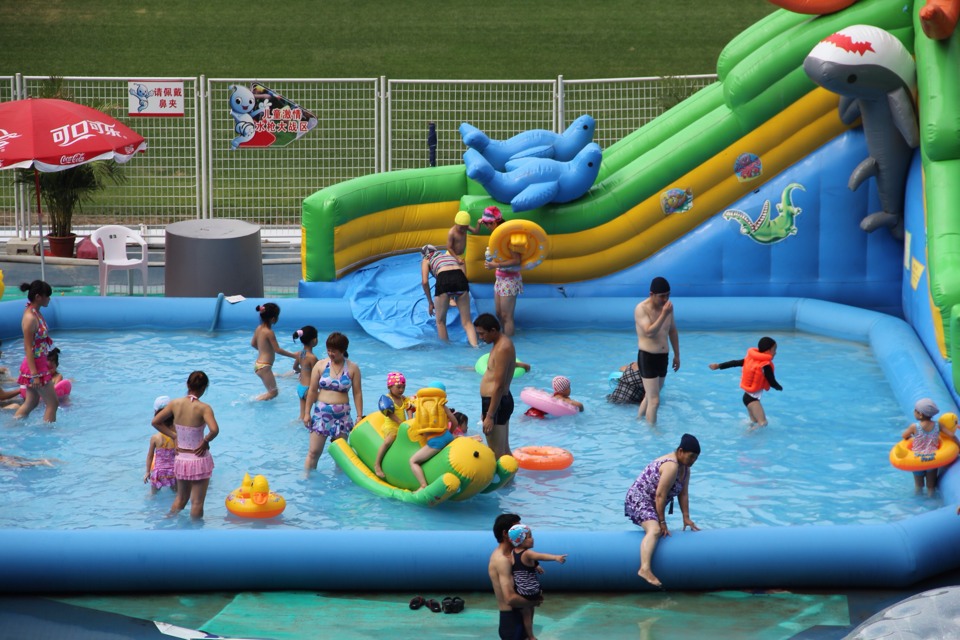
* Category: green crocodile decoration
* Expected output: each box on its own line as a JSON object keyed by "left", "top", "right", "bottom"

{"left": 722, "top": 183, "right": 805, "bottom": 244}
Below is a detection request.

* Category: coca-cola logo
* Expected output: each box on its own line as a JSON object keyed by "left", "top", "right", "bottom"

{"left": 0, "top": 128, "right": 22, "bottom": 151}
{"left": 59, "top": 153, "right": 86, "bottom": 165}
{"left": 51, "top": 120, "right": 122, "bottom": 147}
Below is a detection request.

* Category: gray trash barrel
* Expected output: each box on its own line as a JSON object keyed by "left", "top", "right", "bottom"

{"left": 165, "top": 219, "right": 264, "bottom": 297}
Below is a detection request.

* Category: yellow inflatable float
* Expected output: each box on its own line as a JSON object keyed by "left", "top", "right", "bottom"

{"left": 225, "top": 472, "right": 287, "bottom": 519}
{"left": 890, "top": 413, "right": 960, "bottom": 472}
{"left": 488, "top": 219, "right": 548, "bottom": 270}
{"left": 329, "top": 386, "right": 518, "bottom": 506}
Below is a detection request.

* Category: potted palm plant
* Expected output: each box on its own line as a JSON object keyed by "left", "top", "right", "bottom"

{"left": 20, "top": 161, "right": 126, "bottom": 257}
{"left": 15, "top": 77, "right": 127, "bottom": 257}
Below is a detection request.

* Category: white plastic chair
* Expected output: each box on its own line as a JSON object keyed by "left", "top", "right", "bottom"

{"left": 90, "top": 225, "right": 149, "bottom": 296}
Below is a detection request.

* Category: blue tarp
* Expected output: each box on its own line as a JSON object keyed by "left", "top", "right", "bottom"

{"left": 344, "top": 253, "right": 478, "bottom": 349}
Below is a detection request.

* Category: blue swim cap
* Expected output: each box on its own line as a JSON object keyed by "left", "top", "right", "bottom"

{"left": 428, "top": 380, "right": 446, "bottom": 392}
{"left": 508, "top": 524, "right": 531, "bottom": 547}
{"left": 378, "top": 394, "right": 395, "bottom": 415}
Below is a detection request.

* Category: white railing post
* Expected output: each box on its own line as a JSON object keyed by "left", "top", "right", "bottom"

{"left": 198, "top": 75, "right": 208, "bottom": 220}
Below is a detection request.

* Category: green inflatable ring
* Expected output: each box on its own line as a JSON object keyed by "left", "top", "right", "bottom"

{"left": 475, "top": 352, "right": 526, "bottom": 378}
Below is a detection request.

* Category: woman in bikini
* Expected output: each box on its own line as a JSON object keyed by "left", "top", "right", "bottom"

{"left": 420, "top": 244, "right": 478, "bottom": 347}
{"left": 15, "top": 280, "right": 58, "bottom": 422}
{"left": 303, "top": 331, "right": 364, "bottom": 471}
{"left": 151, "top": 371, "right": 219, "bottom": 519}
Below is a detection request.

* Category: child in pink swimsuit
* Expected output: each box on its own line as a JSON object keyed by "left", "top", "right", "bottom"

{"left": 144, "top": 395, "right": 177, "bottom": 493}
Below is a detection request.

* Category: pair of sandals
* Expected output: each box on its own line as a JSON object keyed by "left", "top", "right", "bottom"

{"left": 409, "top": 596, "right": 465, "bottom": 614}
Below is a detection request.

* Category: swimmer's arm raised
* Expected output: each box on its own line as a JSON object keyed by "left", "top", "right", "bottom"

{"left": 709, "top": 359, "right": 744, "bottom": 370}
{"left": 635, "top": 303, "right": 668, "bottom": 338}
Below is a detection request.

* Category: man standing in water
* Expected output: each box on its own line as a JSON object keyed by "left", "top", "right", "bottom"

{"left": 475, "top": 313, "right": 516, "bottom": 459}
{"left": 488, "top": 513, "right": 541, "bottom": 639}
{"left": 634, "top": 276, "right": 680, "bottom": 425}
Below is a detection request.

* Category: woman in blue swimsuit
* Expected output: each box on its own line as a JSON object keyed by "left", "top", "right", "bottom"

{"left": 303, "top": 332, "right": 364, "bottom": 471}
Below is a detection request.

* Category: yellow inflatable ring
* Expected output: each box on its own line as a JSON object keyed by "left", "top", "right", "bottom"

{"left": 512, "top": 446, "right": 573, "bottom": 471}
{"left": 889, "top": 433, "right": 959, "bottom": 472}
{"left": 488, "top": 219, "right": 548, "bottom": 271}
{"left": 225, "top": 473, "right": 287, "bottom": 519}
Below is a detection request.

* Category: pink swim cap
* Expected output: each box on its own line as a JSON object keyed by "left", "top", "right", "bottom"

{"left": 481, "top": 206, "right": 502, "bottom": 223}
{"left": 387, "top": 372, "right": 406, "bottom": 387}
{"left": 552, "top": 376, "right": 570, "bottom": 394}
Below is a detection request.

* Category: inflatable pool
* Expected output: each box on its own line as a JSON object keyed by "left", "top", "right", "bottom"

{"left": 1, "top": 295, "right": 957, "bottom": 594}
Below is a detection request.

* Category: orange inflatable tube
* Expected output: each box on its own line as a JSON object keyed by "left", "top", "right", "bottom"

{"left": 766, "top": 0, "right": 858, "bottom": 15}
{"left": 920, "top": 0, "right": 960, "bottom": 40}
{"left": 513, "top": 446, "right": 574, "bottom": 471}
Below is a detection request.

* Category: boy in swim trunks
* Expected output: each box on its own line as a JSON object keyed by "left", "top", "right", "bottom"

{"left": 634, "top": 277, "right": 680, "bottom": 426}
{"left": 709, "top": 336, "right": 782, "bottom": 428}
{"left": 447, "top": 210, "right": 480, "bottom": 265}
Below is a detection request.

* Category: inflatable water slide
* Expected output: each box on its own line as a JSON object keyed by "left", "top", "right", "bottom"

{"left": 301, "top": 0, "right": 960, "bottom": 392}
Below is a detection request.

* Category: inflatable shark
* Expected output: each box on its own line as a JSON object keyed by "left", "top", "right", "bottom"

{"left": 459, "top": 114, "right": 596, "bottom": 171}
{"left": 803, "top": 24, "right": 919, "bottom": 238}
{"left": 464, "top": 142, "right": 603, "bottom": 212}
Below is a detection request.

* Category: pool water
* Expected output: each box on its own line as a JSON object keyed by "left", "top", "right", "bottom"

{"left": 0, "top": 328, "right": 938, "bottom": 531}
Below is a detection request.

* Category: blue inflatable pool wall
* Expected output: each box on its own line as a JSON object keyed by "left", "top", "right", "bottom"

{"left": 1, "top": 296, "right": 958, "bottom": 593}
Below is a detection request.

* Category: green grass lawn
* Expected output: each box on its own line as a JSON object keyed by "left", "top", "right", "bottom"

{"left": 0, "top": 1, "right": 776, "bottom": 79}
{"left": 0, "top": 1, "right": 779, "bottom": 229}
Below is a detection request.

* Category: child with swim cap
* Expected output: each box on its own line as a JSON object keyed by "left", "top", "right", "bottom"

{"left": 551, "top": 376, "right": 584, "bottom": 412}
{"left": 508, "top": 523, "right": 567, "bottom": 640}
{"left": 709, "top": 337, "right": 782, "bottom": 428}
{"left": 373, "top": 393, "right": 402, "bottom": 479}
{"left": 409, "top": 381, "right": 459, "bottom": 489}
{"left": 386, "top": 371, "right": 413, "bottom": 420}
{"left": 144, "top": 395, "right": 177, "bottom": 493}
{"left": 447, "top": 210, "right": 480, "bottom": 265}
{"left": 902, "top": 398, "right": 943, "bottom": 497}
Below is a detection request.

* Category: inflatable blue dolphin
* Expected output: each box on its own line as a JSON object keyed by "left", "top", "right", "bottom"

{"left": 464, "top": 142, "right": 603, "bottom": 212}
{"left": 459, "top": 115, "right": 596, "bottom": 171}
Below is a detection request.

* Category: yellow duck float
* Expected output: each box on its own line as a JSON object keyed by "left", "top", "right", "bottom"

{"left": 225, "top": 472, "right": 286, "bottom": 518}
{"left": 330, "top": 386, "right": 518, "bottom": 506}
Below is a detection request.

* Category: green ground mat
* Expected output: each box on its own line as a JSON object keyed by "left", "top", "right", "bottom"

{"left": 55, "top": 590, "right": 850, "bottom": 640}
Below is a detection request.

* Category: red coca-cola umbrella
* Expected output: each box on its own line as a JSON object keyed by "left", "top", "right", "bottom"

{"left": 0, "top": 98, "right": 147, "bottom": 278}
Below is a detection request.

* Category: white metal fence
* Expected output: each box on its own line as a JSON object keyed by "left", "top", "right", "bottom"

{"left": 0, "top": 73, "right": 716, "bottom": 241}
